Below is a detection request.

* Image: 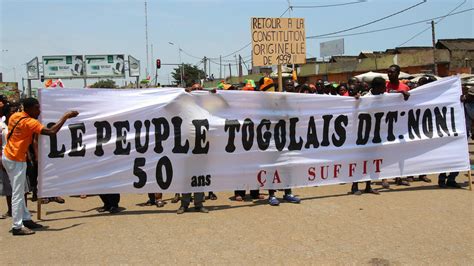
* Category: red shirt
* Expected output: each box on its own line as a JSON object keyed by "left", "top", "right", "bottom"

{"left": 386, "top": 81, "right": 410, "bottom": 93}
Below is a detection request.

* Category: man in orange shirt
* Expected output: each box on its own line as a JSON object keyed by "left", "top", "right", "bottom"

{"left": 2, "top": 98, "right": 78, "bottom": 235}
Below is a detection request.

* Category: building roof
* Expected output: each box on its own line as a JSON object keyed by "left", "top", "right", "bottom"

{"left": 436, "top": 39, "right": 474, "bottom": 51}
{"left": 329, "top": 56, "right": 359, "bottom": 63}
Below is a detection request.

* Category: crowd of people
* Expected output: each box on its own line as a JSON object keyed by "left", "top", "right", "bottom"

{"left": 0, "top": 64, "right": 471, "bottom": 236}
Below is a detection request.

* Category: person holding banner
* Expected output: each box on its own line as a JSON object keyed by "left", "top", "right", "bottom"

{"left": 386, "top": 65, "right": 411, "bottom": 186}
{"left": 265, "top": 79, "right": 301, "bottom": 206}
{"left": 2, "top": 98, "right": 78, "bottom": 235}
{"left": 351, "top": 77, "right": 390, "bottom": 195}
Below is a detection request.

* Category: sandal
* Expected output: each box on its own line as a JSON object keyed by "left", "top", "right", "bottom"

{"left": 209, "top": 193, "right": 217, "bottom": 200}
{"left": 54, "top": 197, "right": 65, "bottom": 204}
{"left": 156, "top": 200, "right": 165, "bottom": 207}
{"left": 40, "top": 198, "right": 50, "bottom": 204}
{"left": 381, "top": 179, "right": 390, "bottom": 189}
{"left": 145, "top": 200, "right": 155, "bottom": 206}
{"left": 364, "top": 188, "right": 380, "bottom": 195}
{"left": 235, "top": 195, "right": 243, "bottom": 201}
{"left": 171, "top": 194, "right": 180, "bottom": 203}
{"left": 419, "top": 175, "right": 432, "bottom": 183}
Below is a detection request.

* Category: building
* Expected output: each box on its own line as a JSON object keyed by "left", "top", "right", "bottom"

{"left": 298, "top": 38, "right": 473, "bottom": 83}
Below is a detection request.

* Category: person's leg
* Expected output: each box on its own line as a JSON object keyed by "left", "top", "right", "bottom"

{"left": 171, "top": 193, "right": 180, "bottom": 203}
{"left": 109, "top": 194, "right": 120, "bottom": 208}
{"left": 268, "top": 190, "right": 279, "bottom": 206}
{"left": 98, "top": 194, "right": 111, "bottom": 212}
{"left": 438, "top": 173, "right": 448, "bottom": 188}
{"left": 268, "top": 190, "right": 276, "bottom": 197}
{"left": 156, "top": 193, "right": 165, "bottom": 207}
{"left": 177, "top": 193, "right": 190, "bottom": 214}
{"left": 234, "top": 190, "right": 245, "bottom": 201}
{"left": 364, "top": 181, "right": 379, "bottom": 194}
{"left": 208, "top": 191, "right": 217, "bottom": 200}
{"left": 193, "top": 192, "right": 208, "bottom": 213}
{"left": 108, "top": 194, "right": 121, "bottom": 213}
{"left": 418, "top": 174, "right": 431, "bottom": 183}
{"left": 6, "top": 195, "right": 12, "bottom": 216}
{"left": 180, "top": 194, "right": 191, "bottom": 208}
{"left": 283, "top": 189, "right": 300, "bottom": 203}
{"left": 4, "top": 159, "right": 31, "bottom": 229}
{"left": 194, "top": 192, "right": 204, "bottom": 208}
{"left": 446, "top": 172, "right": 461, "bottom": 188}
{"left": 351, "top": 182, "right": 361, "bottom": 195}
{"left": 146, "top": 193, "right": 156, "bottom": 205}
{"left": 250, "top": 190, "right": 263, "bottom": 199}
{"left": 381, "top": 179, "right": 390, "bottom": 189}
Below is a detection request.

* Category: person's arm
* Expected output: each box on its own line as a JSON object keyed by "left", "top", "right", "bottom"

{"left": 40, "top": 111, "right": 79, "bottom": 136}
{"left": 402, "top": 91, "right": 410, "bottom": 101}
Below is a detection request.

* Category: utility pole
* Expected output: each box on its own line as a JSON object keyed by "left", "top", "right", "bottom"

{"left": 219, "top": 55, "right": 222, "bottom": 79}
{"left": 208, "top": 58, "right": 211, "bottom": 80}
{"left": 229, "top": 63, "right": 232, "bottom": 80}
{"left": 238, "top": 55, "right": 243, "bottom": 83}
{"left": 151, "top": 43, "right": 154, "bottom": 76}
{"left": 203, "top": 57, "right": 207, "bottom": 78}
{"left": 144, "top": 1, "right": 149, "bottom": 77}
{"left": 431, "top": 20, "right": 438, "bottom": 75}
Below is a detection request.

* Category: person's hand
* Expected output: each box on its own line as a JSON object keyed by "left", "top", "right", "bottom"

{"left": 402, "top": 91, "right": 410, "bottom": 101}
{"left": 354, "top": 93, "right": 361, "bottom": 100}
{"left": 65, "top": 111, "right": 79, "bottom": 118}
{"left": 460, "top": 95, "right": 466, "bottom": 103}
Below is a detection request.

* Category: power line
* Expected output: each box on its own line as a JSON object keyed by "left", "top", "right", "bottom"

{"left": 307, "top": 0, "right": 427, "bottom": 38}
{"left": 279, "top": 7, "right": 290, "bottom": 17}
{"left": 307, "top": 8, "right": 473, "bottom": 39}
{"left": 214, "top": 1, "right": 425, "bottom": 60}
{"left": 397, "top": 0, "right": 467, "bottom": 47}
{"left": 291, "top": 0, "right": 367, "bottom": 9}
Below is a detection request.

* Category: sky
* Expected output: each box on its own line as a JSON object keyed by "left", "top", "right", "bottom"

{"left": 0, "top": 0, "right": 473, "bottom": 89}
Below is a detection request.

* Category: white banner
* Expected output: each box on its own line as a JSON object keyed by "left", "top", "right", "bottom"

{"left": 38, "top": 77, "right": 469, "bottom": 197}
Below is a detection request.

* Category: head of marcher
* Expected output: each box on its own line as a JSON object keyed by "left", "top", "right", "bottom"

{"left": 337, "top": 83, "right": 349, "bottom": 96}
{"left": 22, "top": 97, "right": 41, "bottom": 119}
{"left": 387, "top": 64, "right": 401, "bottom": 84}
{"left": 371, "top": 77, "right": 386, "bottom": 95}
{"left": 417, "top": 75, "right": 437, "bottom": 87}
{"left": 284, "top": 79, "right": 296, "bottom": 93}
{"left": 316, "top": 79, "right": 324, "bottom": 94}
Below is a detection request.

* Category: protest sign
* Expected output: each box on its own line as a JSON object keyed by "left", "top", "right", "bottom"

{"left": 251, "top": 17, "right": 306, "bottom": 67}
{"left": 38, "top": 77, "right": 468, "bottom": 197}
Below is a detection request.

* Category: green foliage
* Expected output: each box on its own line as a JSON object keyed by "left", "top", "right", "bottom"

{"left": 171, "top": 64, "right": 205, "bottom": 87}
{"left": 90, "top": 79, "right": 117, "bottom": 88}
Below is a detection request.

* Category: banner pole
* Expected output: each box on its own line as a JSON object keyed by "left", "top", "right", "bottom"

{"left": 37, "top": 199, "right": 42, "bottom": 220}
{"left": 278, "top": 64, "right": 283, "bottom": 92}
{"left": 468, "top": 170, "right": 472, "bottom": 191}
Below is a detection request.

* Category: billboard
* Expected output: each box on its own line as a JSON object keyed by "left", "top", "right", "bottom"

{"left": 251, "top": 17, "right": 306, "bottom": 66}
{"left": 26, "top": 57, "right": 40, "bottom": 80}
{"left": 85, "top": 55, "right": 125, "bottom": 78}
{"left": 128, "top": 55, "right": 140, "bottom": 77}
{"left": 320, "top": 38, "right": 344, "bottom": 58}
{"left": 0, "top": 82, "right": 20, "bottom": 103}
{"left": 43, "top": 55, "right": 84, "bottom": 78}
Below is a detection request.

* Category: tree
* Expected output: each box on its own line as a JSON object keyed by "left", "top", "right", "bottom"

{"left": 90, "top": 79, "right": 117, "bottom": 88}
{"left": 171, "top": 64, "right": 205, "bottom": 87}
